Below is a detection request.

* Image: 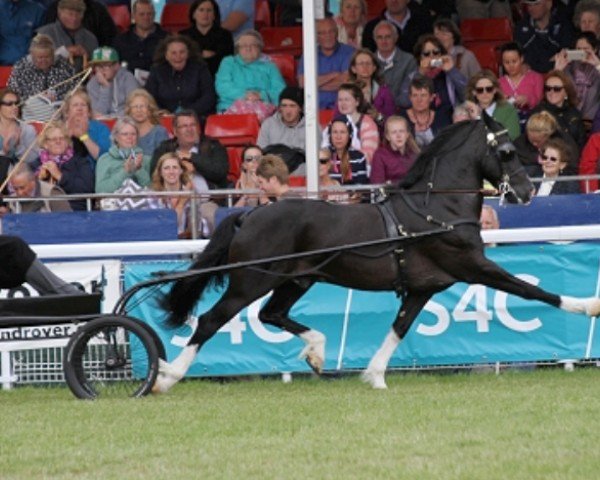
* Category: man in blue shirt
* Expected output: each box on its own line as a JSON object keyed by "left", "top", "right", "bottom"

{"left": 0, "top": 0, "right": 46, "bottom": 65}
{"left": 217, "top": 0, "right": 255, "bottom": 39}
{"left": 298, "top": 17, "right": 354, "bottom": 110}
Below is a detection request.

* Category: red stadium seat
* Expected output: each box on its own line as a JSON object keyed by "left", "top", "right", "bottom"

{"left": 319, "top": 109, "right": 334, "bottom": 128}
{"left": 0, "top": 66, "right": 12, "bottom": 88}
{"left": 288, "top": 176, "right": 306, "bottom": 187}
{"left": 160, "top": 4, "right": 190, "bottom": 33}
{"left": 261, "top": 26, "right": 303, "bottom": 57}
{"left": 268, "top": 53, "right": 297, "bottom": 86}
{"left": 159, "top": 114, "right": 175, "bottom": 136}
{"left": 367, "top": 0, "right": 386, "bottom": 20}
{"left": 108, "top": 5, "right": 131, "bottom": 33}
{"left": 205, "top": 113, "right": 260, "bottom": 146}
{"left": 226, "top": 146, "right": 244, "bottom": 183}
{"left": 28, "top": 121, "right": 46, "bottom": 134}
{"left": 99, "top": 117, "right": 117, "bottom": 131}
{"left": 468, "top": 42, "right": 501, "bottom": 76}
{"left": 255, "top": 0, "right": 272, "bottom": 30}
{"left": 460, "top": 17, "right": 512, "bottom": 45}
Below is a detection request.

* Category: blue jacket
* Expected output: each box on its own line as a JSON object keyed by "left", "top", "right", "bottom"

{"left": 0, "top": 0, "right": 45, "bottom": 65}
{"left": 215, "top": 54, "right": 285, "bottom": 112}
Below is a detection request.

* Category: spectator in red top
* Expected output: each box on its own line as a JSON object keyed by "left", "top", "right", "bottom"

{"left": 579, "top": 131, "right": 600, "bottom": 192}
{"left": 370, "top": 115, "right": 418, "bottom": 184}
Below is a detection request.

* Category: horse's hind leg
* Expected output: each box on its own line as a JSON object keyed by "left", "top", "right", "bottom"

{"left": 362, "top": 291, "right": 433, "bottom": 390}
{"left": 258, "top": 280, "right": 326, "bottom": 374}
{"left": 154, "top": 283, "right": 274, "bottom": 393}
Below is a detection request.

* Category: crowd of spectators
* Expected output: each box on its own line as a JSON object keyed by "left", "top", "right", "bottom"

{"left": 1, "top": 0, "right": 600, "bottom": 238}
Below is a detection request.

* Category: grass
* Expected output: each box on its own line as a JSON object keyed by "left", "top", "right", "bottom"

{"left": 1, "top": 369, "right": 600, "bottom": 479}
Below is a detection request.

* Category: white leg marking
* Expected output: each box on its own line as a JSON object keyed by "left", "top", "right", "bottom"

{"left": 152, "top": 345, "right": 198, "bottom": 394}
{"left": 361, "top": 329, "right": 400, "bottom": 390}
{"left": 299, "top": 329, "right": 326, "bottom": 374}
{"left": 560, "top": 296, "right": 600, "bottom": 317}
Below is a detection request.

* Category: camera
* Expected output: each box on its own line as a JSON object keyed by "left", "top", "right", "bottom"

{"left": 430, "top": 58, "right": 443, "bottom": 68}
{"left": 565, "top": 49, "right": 586, "bottom": 62}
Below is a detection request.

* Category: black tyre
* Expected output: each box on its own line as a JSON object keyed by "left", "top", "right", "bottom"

{"left": 63, "top": 316, "right": 160, "bottom": 400}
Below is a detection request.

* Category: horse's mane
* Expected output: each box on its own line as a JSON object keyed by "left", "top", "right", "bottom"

{"left": 398, "top": 120, "right": 482, "bottom": 189}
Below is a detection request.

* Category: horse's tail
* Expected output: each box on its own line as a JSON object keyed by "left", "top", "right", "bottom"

{"left": 164, "top": 212, "right": 244, "bottom": 326}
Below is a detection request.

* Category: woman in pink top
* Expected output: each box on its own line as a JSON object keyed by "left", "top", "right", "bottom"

{"left": 498, "top": 42, "right": 544, "bottom": 130}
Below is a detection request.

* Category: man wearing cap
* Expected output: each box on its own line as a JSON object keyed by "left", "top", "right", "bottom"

{"left": 514, "top": 0, "right": 575, "bottom": 73}
{"left": 257, "top": 86, "right": 318, "bottom": 152}
{"left": 86, "top": 46, "right": 138, "bottom": 117}
{"left": 43, "top": 0, "right": 117, "bottom": 47}
{"left": 37, "top": 0, "right": 98, "bottom": 72}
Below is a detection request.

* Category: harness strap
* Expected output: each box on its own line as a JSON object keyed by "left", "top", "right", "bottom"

{"left": 376, "top": 200, "right": 409, "bottom": 298}
{"left": 399, "top": 190, "right": 479, "bottom": 230}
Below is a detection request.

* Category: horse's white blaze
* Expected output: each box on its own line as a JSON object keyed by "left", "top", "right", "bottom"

{"left": 560, "top": 296, "right": 600, "bottom": 317}
{"left": 152, "top": 345, "right": 198, "bottom": 393}
{"left": 299, "top": 329, "right": 326, "bottom": 372}
{"left": 362, "top": 329, "right": 400, "bottom": 390}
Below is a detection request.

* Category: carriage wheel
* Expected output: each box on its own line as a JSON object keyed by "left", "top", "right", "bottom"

{"left": 63, "top": 316, "right": 160, "bottom": 400}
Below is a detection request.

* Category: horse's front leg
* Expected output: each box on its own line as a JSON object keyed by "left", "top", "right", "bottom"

{"left": 460, "top": 256, "right": 600, "bottom": 317}
{"left": 362, "top": 292, "right": 433, "bottom": 390}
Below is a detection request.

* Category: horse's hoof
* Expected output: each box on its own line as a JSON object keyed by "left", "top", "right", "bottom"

{"left": 361, "top": 370, "right": 388, "bottom": 390}
{"left": 299, "top": 330, "right": 325, "bottom": 374}
{"left": 305, "top": 355, "right": 323, "bottom": 375}
{"left": 152, "top": 373, "right": 172, "bottom": 394}
{"left": 585, "top": 298, "right": 600, "bottom": 317}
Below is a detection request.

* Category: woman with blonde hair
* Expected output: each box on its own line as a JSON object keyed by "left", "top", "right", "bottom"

{"left": 467, "top": 69, "right": 520, "bottom": 140}
{"left": 62, "top": 88, "right": 111, "bottom": 161}
{"left": 35, "top": 120, "right": 94, "bottom": 210}
{"left": 334, "top": 0, "right": 367, "bottom": 48}
{"left": 125, "top": 89, "right": 170, "bottom": 156}
{"left": 151, "top": 152, "right": 194, "bottom": 237}
{"left": 370, "top": 116, "right": 419, "bottom": 184}
{"left": 514, "top": 110, "right": 578, "bottom": 177}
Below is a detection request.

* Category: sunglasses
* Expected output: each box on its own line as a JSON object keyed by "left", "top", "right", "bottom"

{"left": 244, "top": 155, "right": 261, "bottom": 162}
{"left": 422, "top": 49, "right": 441, "bottom": 57}
{"left": 0, "top": 100, "right": 18, "bottom": 107}
{"left": 540, "top": 154, "right": 559, "bottom": 162}
{"left": 544, "top": 85, "right": 564, "bottom": 92}
{"left": 319, "top": 158, "right": 331, "bottom": 164}
{"left": 475, "top": 86, "right": 495, "bottom": 94}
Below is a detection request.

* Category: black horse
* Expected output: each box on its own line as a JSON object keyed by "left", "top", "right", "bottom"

{"left": 154, "top": 116, "right": 600, "bottom": 391}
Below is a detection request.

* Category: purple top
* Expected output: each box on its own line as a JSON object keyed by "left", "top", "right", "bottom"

{"left": 370, "top": 143, "right": 417, "bottom": 184}
{"left": 372, "top": 83, "right": 396, "bottom": 119}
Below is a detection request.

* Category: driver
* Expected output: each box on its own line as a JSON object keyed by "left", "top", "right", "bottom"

{"left": 0, "top": 235, "right": 80, "bottom": 295}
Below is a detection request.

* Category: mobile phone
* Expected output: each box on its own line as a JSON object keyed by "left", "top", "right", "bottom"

{"left": 430, "top": 58, "right": 443, "bottom": 68}
{"left": 566, "top": 49, "right": 586, "bottom": 62}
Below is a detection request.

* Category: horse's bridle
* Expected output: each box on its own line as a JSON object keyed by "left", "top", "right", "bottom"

{"left": 485, "top": 127, "right": 528, "bottom": 205}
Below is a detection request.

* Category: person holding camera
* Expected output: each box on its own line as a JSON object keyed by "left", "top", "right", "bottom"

{"left": 399, "top": 34, "right": 467, "bottom": 126}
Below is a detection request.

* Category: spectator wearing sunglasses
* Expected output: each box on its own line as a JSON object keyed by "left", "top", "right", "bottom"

{"left": 399, "top": 34, "right": 467, "bottom": 126}
{"left": 530, "top": 70, "right": 586, "bottom": 149}
{"left": 534, "top": 138, "right": 580, "bottom": 195}
{"left": 466, "top": 69, "right": 520, "bottom": 141}
{"left": 234, "top": 144, "right": 262, "bottom": 207}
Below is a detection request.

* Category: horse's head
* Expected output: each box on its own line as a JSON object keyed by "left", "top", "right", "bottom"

{"left": 481, "top": 112, "right": 533, "bottom": 204}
